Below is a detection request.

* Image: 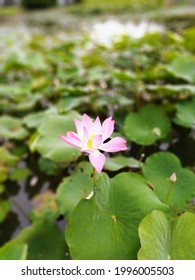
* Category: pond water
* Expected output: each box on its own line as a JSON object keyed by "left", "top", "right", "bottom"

{"left": 0, "top": 10, "right": 195, "bottom": 250}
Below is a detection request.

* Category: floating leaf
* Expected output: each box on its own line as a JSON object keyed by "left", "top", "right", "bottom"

{"left": 147, "top": 84, "right": 195, "bottom": 96}
{"left": 30, "top": 191, "right": 59, "bottom": 222}
{"left": 110, "top": 69, "right": 136, "bottom": 82}
{"left": 167, "top": 57, "right": 195, "bottom": 83}
{"left": 17, "top": 220, "right": 67, "bottom": 260}
{"left": 66, "top": 172, "right": 168, "bottom": 260}
{"left": 138, "top": 210, "right": 195, "bottom": 260}
{"left": 183, "top": 27, "right": 195, "bottom": 52}
{"left": 174, "top": 98, "right": 195, "bottom": 128}
{"left": 57, "top": 96, "right": 90, "bottom": 112}
{"left": 171, "top": 212, "right": 195, "bottom": 259}
{"left": 0, "top": 184, "right": 4, "bottom": 194}
{"left": 124, "top": 105, "right": 171, "bottom": 145}
{"left": 105, "top": 156, "right": 141, "bottom": 171}
{"left": 31, "top": 111, "right": 81, "bottom": 163}
{"left": 0, "top": 147, "right": 19, "bottom": 166}
{"left": 0, "top": 199, "right": 10, "bottom": 222}
{"left": 0, "top": 166, "right": 7, "bottom": 183}
{"left": 38, "top": 157, "right": 64, "bottom": 175}
{"left": 142, "top": 152, "right": 195, "bottom": 211}
{"left": 23, "top": 111, "right": 46, "bottom": 129}
{"left": 10, "top": 167, "right": 31, "bottom": 181}
{"left": 56, "top": 162, "right": 94, "bottom": 218}
{"left": 0, "top": 240, "right": 27, "bottom": 260}
{"left": 0, "top": 116, "right": 29, "bottom": 140}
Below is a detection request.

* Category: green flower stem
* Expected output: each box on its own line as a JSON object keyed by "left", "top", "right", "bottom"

{"left": 165, "top": 181, "right": 174, "bottom": 204}
{"left": 93, "top": 167, "right": 96, "bottom": 187}
{"left": 137, "top": 132, "right": 153, "bottom": 162}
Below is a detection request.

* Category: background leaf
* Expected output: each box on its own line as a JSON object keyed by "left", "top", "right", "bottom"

{"left": 56, "top": 162, "right": 94, "bottom": 218}
{"left": 138, "top": 210, "right": 195, "bottom": 260}
{"left": 174, "top": 98, "right": 195, "bottom": 128}
{"left": 0, "top": 116, "right": 29, "bottom": 140}
{"left": 167, "top": 57, "right": 195, "bottom": 83}
{"left": 17, "top": 220, "right": 67, "bottom": 260}
{"left": 31, "top": 111, "right": 81, "bottom": 163}
{"left": 124, "top": 105, "right": 171, "bottom": 145}
{"left": 105, "top": 156, "right": 141, "bottom": 171}
{"left": 142, "top": 152, "right": 195, "bottom": 211}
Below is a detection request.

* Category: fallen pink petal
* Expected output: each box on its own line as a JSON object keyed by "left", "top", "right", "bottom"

{"left": 60, "top": 114, "right": 128, "bottom": 173}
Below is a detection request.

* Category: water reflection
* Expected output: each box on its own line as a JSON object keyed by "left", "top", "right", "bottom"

{"left": 90, "top": 20, "right": 164, "bottom": 47}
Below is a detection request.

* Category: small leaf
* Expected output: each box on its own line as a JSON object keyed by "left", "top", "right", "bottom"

{"left": 174, "top": 98, "right": 195, "bottom": 128}
{"left": 56, "top": 162, "right": 94, "bottom": 218}
{"left": 30, "top": 191, "right": 59, "bottom": 222}
{"left": 0, "top": 147, "right": 18, "bottom": 166}
{"left": 167, "top": 57, "right": 195, "bottom": 83}
{"left": 0, "top": 116, "right": 29, "bottom": 140}
{"left": 32, "top": 111, "right": 81, "bottom": 163}
{"left": 0, "top": 184, "right": 5, "bottom": 194}
{"left": 124, "top": 105, "right": 171, "bottom": 145}
{"left": 0, "top": 240, "right": 27, "bottom": 260}
{"left": 10, "top": 167, "right": 31, "bottom": 181}
{"left": 0, "top": 199, "right": 11, "bottom": 222}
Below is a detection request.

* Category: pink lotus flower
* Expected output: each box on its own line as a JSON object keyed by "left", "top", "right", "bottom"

{"left": 60, "top": 114, "right": 127, "bottom": 173}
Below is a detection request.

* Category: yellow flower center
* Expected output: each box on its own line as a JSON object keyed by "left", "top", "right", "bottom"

{"left": 87, "top": 134, "right": 96, "bottom": 149}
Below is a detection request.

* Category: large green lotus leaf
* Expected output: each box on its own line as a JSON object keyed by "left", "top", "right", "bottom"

{"left": 174, "top": 99, "right": 195, "bottom": 128}
{"left": 32, "top": 111, "right": 81, "bottom": 163}
{"left": 0, "top": 199, "right": 10, "bottom": 222}
{"left": 142, "top": 152, "right": 195, "bottom": 210}
{"left": 56, "top": 162, "right": 94, "bottom": 218}
{"left": 0, "top": 240, "right": 27, "bottom": 260}
{"left": 105, "top": 156, "right": 141, "bottom": 171}
{"left": 138, "top": 210, "right": 195, "bottom": 260}
{"left": 65, "top": 172, "right": 168, "bottom": 260}
{"left": 167, "top": 57, "right": 195, "bottom": 83}
{"left": 124, "top": 105, "right": 171, "bottom": 145}
{"left": 17, "top": 220, "right": 67, "bottom": 260}
{"left": 0, "top": 116, "right": 29, "bottom": 140}
{"left": 0, "top": 147, "right": 18, "bottom": 166}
